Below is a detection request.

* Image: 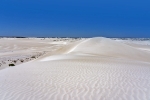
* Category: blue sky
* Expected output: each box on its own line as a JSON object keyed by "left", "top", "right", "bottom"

{"left": 0, "top": 0, "right": 150, "bottom": 37}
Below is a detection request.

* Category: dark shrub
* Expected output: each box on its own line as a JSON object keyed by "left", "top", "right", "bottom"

{"left": 9, "top": 64, "right": 15, "bottom": 66}
{"left": 31, "top": 56, "right": 36, "bottom": 58}
{"left": 20, "top": 59, "right": 24, "bottom": 62}
{"left": 13, "top": 60, "right": 17, "bottom": 63}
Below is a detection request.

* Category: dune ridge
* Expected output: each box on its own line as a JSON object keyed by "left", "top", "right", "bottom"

{"left": 41, "top": 37, "right": 150, "bottom": 62}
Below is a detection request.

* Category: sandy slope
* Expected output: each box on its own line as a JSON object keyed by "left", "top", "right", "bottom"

{"left": 0, "top": 38, "right": 78, "bottom": 69}
{"left": 0, "top": 37, "right": 150, "bottom": 100}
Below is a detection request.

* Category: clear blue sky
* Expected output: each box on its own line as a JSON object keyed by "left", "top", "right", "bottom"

{"left": 0, "top": 0, "right": 150, "bottom": 37}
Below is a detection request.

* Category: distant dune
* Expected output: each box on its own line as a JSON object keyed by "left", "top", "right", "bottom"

{"left": 69, "top": 37, "right": 150, "bottom": 62}
{"left": 0, "top": 37, "right": 150, "bottom": 100}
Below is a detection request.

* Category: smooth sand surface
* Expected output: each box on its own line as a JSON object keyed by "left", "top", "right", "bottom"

{"left": 0, "top": 37, "right": 150, "bottom": 100}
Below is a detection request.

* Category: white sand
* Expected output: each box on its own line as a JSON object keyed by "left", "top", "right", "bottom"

{"left": 0, "top": 37, "right": 150, "bottom": 100}
{"left": 0, "top": 38, "right": 78, "bottom": 69}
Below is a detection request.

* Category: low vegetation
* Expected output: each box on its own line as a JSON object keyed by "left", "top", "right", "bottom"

{"left": 9, "top": 64, "right": 15, "bottom": 66}
{"left": 20, "top": 59, "right": 24, "bottom": 62}
{"left": 31, "top": 56, "right": 36, "bottom": 58}
{"left": 13, "top": 60, "right": 17, "bottom": 63}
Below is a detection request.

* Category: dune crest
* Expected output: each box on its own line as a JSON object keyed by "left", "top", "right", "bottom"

{"left": 42, "top": 37, "right": 150, "bottom": 62}
{"left": 69, "top": 37, "right": 150, "bottom": 61}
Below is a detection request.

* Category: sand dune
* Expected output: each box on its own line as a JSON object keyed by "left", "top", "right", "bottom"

{"left": 0, "top": 38, "right": 78, "bottom": 69}
{"left": 41, "top": 37, "right": 150, "bottom": 62}
{"left": 0, "top": 37, "right": 150, "bottom": 100}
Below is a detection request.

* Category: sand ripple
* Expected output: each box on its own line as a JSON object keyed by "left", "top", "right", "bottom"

{"left": 0, "top": 59, "right": 150, "bottom": 100}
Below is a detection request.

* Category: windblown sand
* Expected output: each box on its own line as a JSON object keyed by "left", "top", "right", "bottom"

{"left": 0, "top": 37, "right": 150, "bottom": 100}
{"left": 0, "top": 38, "right": 78, "bottom": 69}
